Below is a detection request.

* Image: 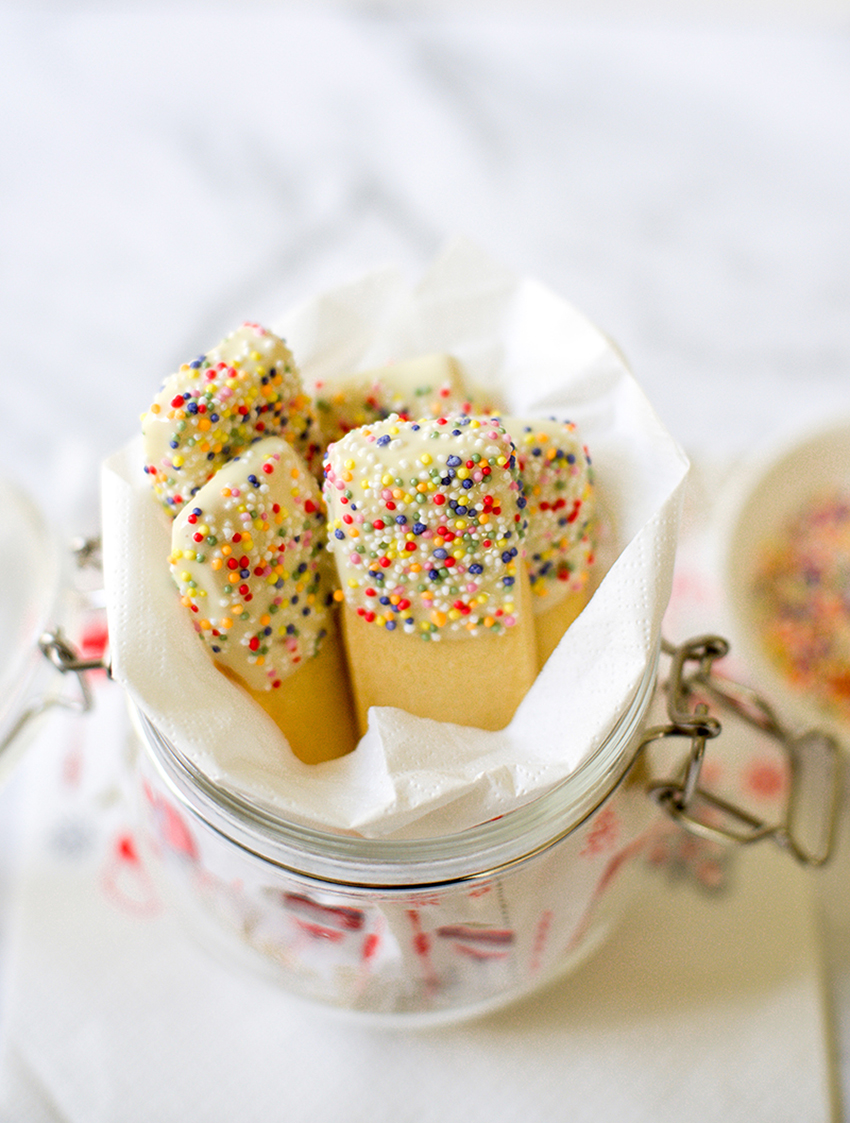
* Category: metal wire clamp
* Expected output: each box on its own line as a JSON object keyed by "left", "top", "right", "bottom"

{"left": 0, "top": 628, "right": 109, "bottom": 762}
{"left": 640, "top": 635, "right": 841, "bottom": 867}
{"left": 0, "top": 536, "right": 110, "bottom": 761}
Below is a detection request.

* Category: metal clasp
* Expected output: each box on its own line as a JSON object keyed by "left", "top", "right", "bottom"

{"left": 641, "top": 635, "right": 841, "bottom": 867}
{"left": 0, "top": 537, "right": 109, "bottom": 763}
{"left": 38, "top": 629, "right": 109, "bottom": 712}
{"left": 0, "top": 630, "right": 110, "bottom": 763}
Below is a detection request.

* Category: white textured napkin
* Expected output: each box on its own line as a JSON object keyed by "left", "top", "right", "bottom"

{"left": 102, "top": 241, "right": 689, "bottom": 838}
{"left": 0, "top": 663, "right": 831, "bottom": 1123}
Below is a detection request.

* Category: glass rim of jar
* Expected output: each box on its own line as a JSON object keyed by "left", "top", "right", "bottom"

{"left": 136, "top": 639, "right": 660, "bottom": 891}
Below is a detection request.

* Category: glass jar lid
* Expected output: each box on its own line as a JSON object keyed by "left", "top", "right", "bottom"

{"left": 0, "top": 474, "right": 62, "bottom": 747}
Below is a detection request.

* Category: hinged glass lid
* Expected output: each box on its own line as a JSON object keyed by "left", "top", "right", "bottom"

{"left": 0, "top": 474, "right": 62, "bottom": 741}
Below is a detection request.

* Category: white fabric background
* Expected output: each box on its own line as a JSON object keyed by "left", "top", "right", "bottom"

{"left": 3, "top": 4, "right": 849, "bottom": 537}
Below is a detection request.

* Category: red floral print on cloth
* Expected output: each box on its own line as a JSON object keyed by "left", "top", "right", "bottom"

{"left": 100, "top": 830, "right": 162, "bottom": 918}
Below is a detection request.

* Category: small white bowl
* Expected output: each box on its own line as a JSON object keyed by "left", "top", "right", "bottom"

{"left": 716, "top": 412, "right": 850, "bottom": 742}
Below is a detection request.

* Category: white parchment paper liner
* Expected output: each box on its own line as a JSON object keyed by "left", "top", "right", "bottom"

{"left": 102, "top": 240, "right": 689, "bottom": 839}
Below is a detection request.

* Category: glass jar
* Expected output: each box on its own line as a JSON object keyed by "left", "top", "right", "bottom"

{"left": 4, "top": 503, "right": 838, "bottom": 1027}
{"left": 127, "top": 634, "right": 839, "bottom": 1024}
{"left": 131, "top": 648, "right": 657, "bottom": 1023}
{"left": 0, "top": 475, "right": 667, "bottom": 1023}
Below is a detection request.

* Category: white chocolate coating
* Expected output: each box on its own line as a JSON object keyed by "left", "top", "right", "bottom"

{"left": 314, "top": 353, "right": 489, "bottom": 445}
{"left": 323, "top": 414, "right": 529, "bottom": 639}
{"left": 143, "top": 322, "right": 322, "bottom": 516}
{"left": 169, "top": 437, "right": 334, "bottom": 693}
{"left": 503, "top": 416, "right": 596, "bottom": 610}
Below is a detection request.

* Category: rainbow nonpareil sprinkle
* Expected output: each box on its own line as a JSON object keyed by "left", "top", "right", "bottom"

{"left": 169, "top": 436, "right": 333, "bottom": 692}
{"left": 313, "top": 353, "right": 504, "bottom": 446}
{"left": 142, "top": 322, "right": 322, "bottom": 517}
{"left": 752, "top": 489, "right": 850, "bottom": 720}
{"left": 323, "top": 414, "right": 528, "bottom": 639}
{"left": 508, "top": 417, "right": 596, "bottom": 609}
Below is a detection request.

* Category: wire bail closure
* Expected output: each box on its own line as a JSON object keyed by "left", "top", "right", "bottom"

{"left": 641, "top": 635, "right": 841, "bottom": 866}
{"left": 38, "top": 629, "right": 108, "bottom": 712}
{"left": 0, "top": 627, "right": 109, "bottom": 761}
{"left": 0, "top": 537, "right": 110, "bottom": 761}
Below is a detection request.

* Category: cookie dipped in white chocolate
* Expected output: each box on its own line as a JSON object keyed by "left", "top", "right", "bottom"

{"left": 503, "top": 417, "right": 596, "bottom": 667}
{"left": 169, "top": 436, "right": 356, "bottom": 763}
{"left": 143, "top": 322, "right": 322, "bottom": 517}
{"left": 314, "top": 353, "right": 501, "bottom": 446}
{"left": 323, "top": 414, "right": 537, "bottom": 732}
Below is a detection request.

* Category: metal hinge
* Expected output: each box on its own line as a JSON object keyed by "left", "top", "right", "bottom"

{"left": 0, "top": 536, "right": 109, "bottom": 761}
{"left": 641, "top": 635, "right": 841, "bottom": 867}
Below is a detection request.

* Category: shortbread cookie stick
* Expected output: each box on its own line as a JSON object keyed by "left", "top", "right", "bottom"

{"left": 504, "top": 417, "right": 596, "bottom": 667}
{"left": 169, "top": 437, "right": 357, "bottom": 763}
{"left": 143, "top": 322, "right": 322, "bottom": 517}
{"left": 314, "top": 354, "right": 467, "bottom": 445}
{"left": 323, "top": 414, "right": 537, "bottom": 733}
{"left": 313, "top": 353, "right": 504, "bottom": 445}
